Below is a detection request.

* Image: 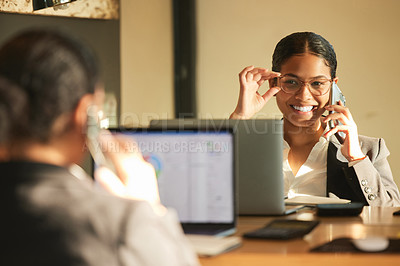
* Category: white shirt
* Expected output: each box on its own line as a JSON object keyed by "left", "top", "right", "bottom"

{"left": 283, "top": 135, "right": 329, "bottom": 198}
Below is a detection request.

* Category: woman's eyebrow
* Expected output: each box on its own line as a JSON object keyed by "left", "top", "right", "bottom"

{"left": 312, "top": 75, "right": 330, "bottom": 79}
{"left": 283, "top": 73, "right": 299, "bottom": 78}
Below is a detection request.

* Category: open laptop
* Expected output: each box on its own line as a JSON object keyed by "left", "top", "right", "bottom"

{"left": 108, "top": 127, "right": 237, "bottom": 236}
{"left": 150, "top": 119, "right": 299, "bottom": 216}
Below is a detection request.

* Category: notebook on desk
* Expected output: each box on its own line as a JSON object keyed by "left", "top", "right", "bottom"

{"left": 150, "top": 119, "right": 297, "bottom": 216}
{"left": 107, "top": 127, "right": 237, "bottom": 236}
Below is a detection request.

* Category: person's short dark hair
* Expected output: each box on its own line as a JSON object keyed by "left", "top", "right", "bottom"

{"left": 272, "top": 32, "right": 337, "bottom": 79}
{"left": 0, "top": 29, "right": 99, "bottom": 144}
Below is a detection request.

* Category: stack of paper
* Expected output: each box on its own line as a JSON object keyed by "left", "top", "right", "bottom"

{"left": 285, "top": 195, "right": 350, "bottom": 205}
{"left": 185, "top": 234, "right": 242, "bottom": 257}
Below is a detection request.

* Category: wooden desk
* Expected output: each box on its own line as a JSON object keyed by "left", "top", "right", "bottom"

{"left": 199, "top": 206, "right": 400, "bottom": 266}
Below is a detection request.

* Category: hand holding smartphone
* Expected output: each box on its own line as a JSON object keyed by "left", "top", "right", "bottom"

{"left": 86, "top": 105, "right": 117, "bottom": 174}
{"left": 87, "top": 107, "right": 162, "bottom": 207}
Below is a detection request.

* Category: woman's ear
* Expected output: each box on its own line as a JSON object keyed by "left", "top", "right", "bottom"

{"left": 49, "top": 94, "right": 94, "bottom": 138}
{"left": 73, "top": 94, "right": 95, "bottom": 132}
{"left": 333, "top": 77, "right": 339, "bottom": 84}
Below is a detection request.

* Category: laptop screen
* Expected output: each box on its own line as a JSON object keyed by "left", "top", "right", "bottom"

{"left": 149, "top": 119, "right": 286, "bottom": 215}
{"left": 110, "top": 128, "right": 235, "bottom": 225}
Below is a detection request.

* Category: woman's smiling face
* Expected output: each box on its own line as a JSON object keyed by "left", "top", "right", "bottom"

{"left": 276, "top": 53, "right": 335, "bottom": 128}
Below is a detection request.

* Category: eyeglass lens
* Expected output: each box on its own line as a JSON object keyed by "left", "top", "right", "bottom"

{"left": 279, "top": 76, "right": 331, "bottom": 95}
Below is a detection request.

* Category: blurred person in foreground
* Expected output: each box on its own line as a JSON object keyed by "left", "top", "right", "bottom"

{"left": 0, "top": 28, "right": 199, "bottom": 266}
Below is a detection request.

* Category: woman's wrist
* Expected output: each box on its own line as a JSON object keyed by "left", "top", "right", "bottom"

{"left": 230, "top": 106, "right": 254, "bottom": 119}
{"left": 347, "top": 153, "right": 367, "bottom": 162}
{"left": 229, "top": 112, "right": 248, "bottom": 119}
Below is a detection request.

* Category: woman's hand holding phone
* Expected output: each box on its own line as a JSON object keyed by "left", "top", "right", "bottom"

{"left": 94, "top": 131, "right": 166, "bottom": 216}
{"left": 324, "top": 101, "right": 366, "bottom": 162}
{"left": 230, "top": 66, "right": 281, "bottom": 119}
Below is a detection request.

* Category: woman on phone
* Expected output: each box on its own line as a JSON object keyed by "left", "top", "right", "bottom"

{"left": 230, "top": 32, "right": 400, "bottom": 206}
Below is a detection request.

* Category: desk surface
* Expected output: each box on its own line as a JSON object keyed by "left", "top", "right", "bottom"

{"left": 199, "top": 206, "right": 400, "bottom": 266}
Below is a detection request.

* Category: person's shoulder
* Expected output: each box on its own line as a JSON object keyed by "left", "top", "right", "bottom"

{"left": 358, "top": 134, "right": 381, "bottom": 141}
{"left": 358, "top": 135, "right": 389, "bottom": 158}
{"left": 358, "top": 135, "right": 386, "bottom": 147}
{"left": 358, "top": 135, "right": 380, "bottom": 145}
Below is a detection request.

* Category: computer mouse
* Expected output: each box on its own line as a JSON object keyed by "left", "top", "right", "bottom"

{"left": 351, "top": 237, "right": 389, "bottom": 252}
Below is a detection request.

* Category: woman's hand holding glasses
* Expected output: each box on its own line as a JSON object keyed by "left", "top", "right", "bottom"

{"left": 230, "top": 66, "right": 281, "bottom": 119}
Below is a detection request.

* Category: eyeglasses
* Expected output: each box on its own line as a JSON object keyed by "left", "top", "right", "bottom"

{"left": 277, "top": 75, "right": 333, "bottom": 96}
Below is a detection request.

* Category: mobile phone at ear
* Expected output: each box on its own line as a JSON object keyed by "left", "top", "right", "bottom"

{"left": 86, "top": 106, "right": 116, "bottom": 173}
{"left": 329, "top": 83, "right": 346, "bottom": 143}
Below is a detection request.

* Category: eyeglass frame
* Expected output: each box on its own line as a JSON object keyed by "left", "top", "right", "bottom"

{"left": 275, "top": 74, "right": 334, "bottom": 96}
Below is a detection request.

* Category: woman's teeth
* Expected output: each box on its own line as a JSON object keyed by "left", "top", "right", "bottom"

{"left": 292, "top": 105, "right": 314, "bottom": 112}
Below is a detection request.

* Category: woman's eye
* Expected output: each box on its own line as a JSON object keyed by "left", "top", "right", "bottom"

{"left": 284, "top": 79, "right": 298, "bottom": 86}
{"left": 311, "top": 80, "right": 325, "bottom": 87}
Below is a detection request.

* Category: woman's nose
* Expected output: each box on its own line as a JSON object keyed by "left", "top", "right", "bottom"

{"left": 294, "top": 83, "right": 313, "bottom": 100}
